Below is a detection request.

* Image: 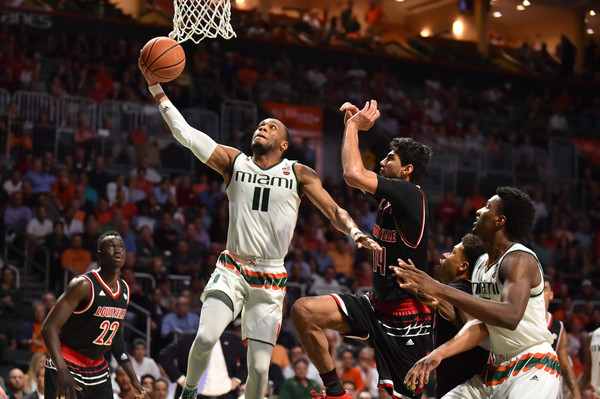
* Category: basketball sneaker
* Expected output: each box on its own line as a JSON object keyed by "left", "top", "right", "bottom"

{"left": 179, "top": 387, "right": 197, "bottom": 399}
{"left": 310, "top": 390, "right": 353, "bottom": 399}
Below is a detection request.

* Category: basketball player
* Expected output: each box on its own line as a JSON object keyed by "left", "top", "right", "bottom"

{"left": 41, "top": 232, "right": 145, "bottom": 399}
{"left": 579, "top": 326, "right": 600, "bottom": 397}
{"left": 292, "top": 100, "right": 434, "bottom": 399}
{"left": 139, "top": 64, "right": 380, "bottom": 399}
{"left": 543, "top": 275, "right": 581, "bottom": 399}
{"left": 394, "top": 187, "right": 560, "bottom": 398}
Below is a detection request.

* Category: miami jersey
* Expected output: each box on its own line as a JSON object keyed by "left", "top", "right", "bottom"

{"left": 471, "top": 243, "right": 552, "bottom": 362}
{"left": 59, "top": 270, "right": 130, "bottom": 360}
{"left": 590, "top": 327, "right": 600, "bottom": 396}
{"left": 226, "top": 154, "right": 301, "bottom": 262}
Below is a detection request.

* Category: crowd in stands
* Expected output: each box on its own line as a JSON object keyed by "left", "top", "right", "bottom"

{"left": 0, "top": 7, "right": 599, "bottom": 399}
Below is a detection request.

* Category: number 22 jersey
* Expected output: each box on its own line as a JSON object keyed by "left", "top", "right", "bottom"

{"left": 59, "top": 269, "right": 130, "bottom": 360}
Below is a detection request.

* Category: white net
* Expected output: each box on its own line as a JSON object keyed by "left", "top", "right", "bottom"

{"left": 169, "top": 0, "right": 237, "bottom": 44}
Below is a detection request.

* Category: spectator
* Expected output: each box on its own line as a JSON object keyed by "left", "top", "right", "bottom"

{"left": 139, "top": 375, "right": 154, "bottom": 398}
{"left": 81, "top": 217, "right": 100, "bottom": 256}
{"left": 4, "top": 191, "right": 33, "bottom": 233}
{"left": 88, "top": 156, "right": 111, "bottom": 200}
{"left": 357, "top": 347, "right": 379, "bottom": 398}
{"left": 110, "top": 190, "right": 138, "bottom": 222}
{"left": 328, "top": 236, "right": 354, "bottom": 279}
{"left": 18, "top": 302, "right": 46, "bottom": 353}
{"left": 60, "top": 234, "right": 92, "bottom": 275}
{"left": 309, "top": 265, "right": 341, "bottom": 296}
{"left": 25, "top": 159, "right": 56, "bottom": 195}
{"left": 338, "top": 350, "right": 364, "bottom": 392}
{"left": 118, "top": 219, "right": 137, "bottom": 255}
{"left": 285, "top": 247, "right": 311, "bottom": 278}
{"left": 5, "top": 368, "right": 25, "bottom": 399}
{"left": 24, "top": 352, "right": 46, "bottom": 394}
{"left": 74, "top": 114, "right": 100, "bottom": 159}
{"left": 26, "top": 205, "right": 53, "bottom": 245}
{"left": 282, "top": 346, "right": 322, "bottom": 385}
{"left": 364, "top": 0, "right": 384, "bottom": 37}
{"left": 153, "top": 213, "right": 179, "bottom": 252}
{"left": 309, "top": 238, "right": 334, "bottom": 274}
{"left": 278, "top": 359, "right": 321, "bottom": 399}
{"left": 130, "top": 338, "right": 162, "bottom": 380}
{"left": 60, "top": 200, "right": 84, "bottom": 238}
{"left": 113, "top": 365, "right": 133, "bottom": 399}
{"left": 152, "top": 379, "right": 169, "bottom": 399}
{"left": 3, "top": 169, "right": 22, "bottom": 195}
{"left": 575, "top": 279, "right": 600, "bottom": 302}
{"left": 0, "top": 267, "right": 21, "bottom": 317}
{"left": 22, "top": 368, "right": 43, "bottom": 399}
{"left": 107, "top": 175, "right": 130, "bottom": 206}
{"left": 52, "top": 167, "right": 76, "bottom": 208}
{"left": 43, "top": 221, "right": 71, "bottom": 290}
{"left": 41, "top": 292, "right": 56, "bottom": 313}
{"left": 160, "top": 295, "right": 200, "bottom": 340}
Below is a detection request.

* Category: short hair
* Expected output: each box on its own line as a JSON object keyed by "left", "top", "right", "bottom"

{"left": 389, "top": 138, "right": 433, "bottom": 183}
{"left": 154, "top": 378, "right": 169, "bottom": 388}
{"left": 543, "top": 274, "right": 552, "bottom": 288}
{"left": 140, "top": 374, "right": 155, "bottom": 383}
{"left": 293, "top": 358, "right": 309, "bottom": 368}
{"left": 496, "top": 187, "right": 535, "bottom": 240}
{"left": 461, "top": 234, "right": 486, "bottom": 276}
{"left": 97, "top": 231, "right": 121, "bottom": 252}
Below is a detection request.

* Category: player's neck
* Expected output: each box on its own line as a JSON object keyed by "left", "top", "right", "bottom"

{"left": 252, "top": 153, "right": 282, "bottom": 169}
{"left": 98, "top": 267, "right": 120, "bottom": 287}
{"left": 485, "top": 235, "right": 514, "bottom": 266}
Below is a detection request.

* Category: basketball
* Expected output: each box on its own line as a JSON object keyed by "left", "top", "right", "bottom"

{"left": 140, "top": 36, "right": 186, "bottom": 83}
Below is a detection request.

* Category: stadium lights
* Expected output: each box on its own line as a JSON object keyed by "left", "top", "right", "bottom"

{"left": 235, "top": 0, "right": 244, "bottom": 4}
{"left": 516, "top": 4, "right": 525, "bottom": 10}
{"left": 396, "top": 0, "right": 405, "bottom": 2}
{"left": 591, "top": 10, "right": 596, "bottom": 16}
{"left": 453, "top": 20, "right": 464, "bottom": 37}
{"left": 493, "top": 11, "right": 502, "bottom": 18}
{"left": 420, "top": 28, "right": 431, "bottom": 37}
{"left": 523, "top": 0, "right": 530, "bottom": 6}
{"left": 588, "top": 28, "right": 595, "bottom": 34}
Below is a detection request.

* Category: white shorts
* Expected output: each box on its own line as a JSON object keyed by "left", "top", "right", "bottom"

{"left": 443, "top": 342, "right": 560, "bottom": 399}
{"left": 201, "top": 250, "right": 287, "bottom": 346}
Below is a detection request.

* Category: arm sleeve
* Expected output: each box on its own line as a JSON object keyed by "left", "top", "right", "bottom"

{"left": 158, "top": 101, "right": 217, "bottom": 163}
{"left": 111, "top": 328, "right": 131, "bottom": 365}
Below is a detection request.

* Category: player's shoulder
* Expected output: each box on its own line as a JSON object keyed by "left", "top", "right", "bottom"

{"left": 447, "top": 278, "right": 472, "bottom": 293}
{"left": 65, "top": 274, "right": 93, "bottom": 298}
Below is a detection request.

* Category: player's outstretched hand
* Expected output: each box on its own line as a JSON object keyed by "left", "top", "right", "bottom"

{"left": 339, "top": 102, "right": 360, "bottom": 126}
{"left": 353, "top": 232, "right": 382, "bottom": 252}
{"left": 138, "top": 53, "right": 159, "bottom": 87}
{"left": 56, "top": 368, "right": 82, "bottom": 399}
{"left": 131, "top": 381, "right": 148, "bottom": 399}
{"left": 345, "top": 100, "right": 380, "bottom": 132}
{"left": 390, "top": 258, "right": 440, "bottom": 297}
{"left": 404, "top": 351, "right": 443, "bottom": 391}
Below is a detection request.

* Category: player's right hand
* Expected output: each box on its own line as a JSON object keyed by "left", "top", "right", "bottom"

{"left": 339, "top": 102, "right": 359, "bottom": 125}
{"left": 344, "top": 100, "right": 380, "bottom": 132}
{"left": 403, "top": 350, "right": 443, "bottom": 391}
{"left": 56, "top": 368, "right": 82, "bottom": 399}
{"left": 137, "top": 54, "right": 159, "bottom": 87}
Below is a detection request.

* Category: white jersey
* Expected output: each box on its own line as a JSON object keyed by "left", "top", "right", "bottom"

{"left": 226, "top": 154, "right": 301, "bottom": 263}
{"left": 590, "top": 327, "right": 600, "bottom": 396}
{"left": 471, "top": 243, "right": 552, "bottom": 362}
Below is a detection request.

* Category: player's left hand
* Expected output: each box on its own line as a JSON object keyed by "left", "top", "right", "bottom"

{"left": 404, "top": 350, "right": 443, "bottom": 391}
{"left": 344, "top": 100, "right": 380, "bottom": 131}
{"left": 353, "top": 233, "right": 382, "bottom": 251}
{"left": 130, "top": 381, "right": 148, "bottom": 399}
{"left": 389, "top": 258, "right": 440, "bottom": 297}
{"left": 339, "top": 102, "right": 360, "bottom": 125}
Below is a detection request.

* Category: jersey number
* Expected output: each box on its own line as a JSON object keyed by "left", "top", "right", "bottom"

{"left": 93, "top": 321, "right": 119, "bottom": 346}
{"left": 373, "top": 247, "right": 387, "bottom": 276}
{"left": 252, "top": 187, "right": 270, "bottom": 212}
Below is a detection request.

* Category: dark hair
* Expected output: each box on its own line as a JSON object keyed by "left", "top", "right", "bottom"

{"left": 496, "top": 186, "right": 535, "bottom": 240}
{"left": 293, "top": 358, "right": 309, "bottom": 368}
{"left": 461, "top": 233, "right": 485, "bottom": 276}
{"left": 97, "top": 231, "right": 121, "bottom": 252}
{"left": 389, "top": 138, "right": 433, "bottom": 183}
{"left": 543, "top": 274, "right": 552, "bottom": 288}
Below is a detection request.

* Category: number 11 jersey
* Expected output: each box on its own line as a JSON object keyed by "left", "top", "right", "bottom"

{"left": 59, "top": 270, "right": 130, "bottom": 360}
{"left": 226, "top": 154, "right": 301, "bottom": 262}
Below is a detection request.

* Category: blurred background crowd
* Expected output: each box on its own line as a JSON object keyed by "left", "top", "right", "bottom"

{"left": 0, "top": 0, "right": 599, "bottom": 398}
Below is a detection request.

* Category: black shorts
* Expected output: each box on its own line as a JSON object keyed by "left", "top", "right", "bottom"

{"left": 45, "top": 345, "right": 113, "bottom": 399}
{"left": 332, "top": 293, "right": 433, "bottom": 399}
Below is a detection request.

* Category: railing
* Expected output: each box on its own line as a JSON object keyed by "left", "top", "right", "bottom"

{"left": 134, "top": 272, "right": 157, "bottom": 294}
{"left": 98, "top": 100, "right": 144, "bottom": 133}
{"left": 13, "top": 90, "right": 55, "bottom": 123}
{"left": 126, "top": 301, "right": 152, "bottom": 354}
{"left": 56, "top": 95, "right": 97, "bottom": 129}
{"left": 3, "top": 230, "right": 50, "bottom": 295}
{"left": 220, "top": 99, "right": 257, "bottom": 145}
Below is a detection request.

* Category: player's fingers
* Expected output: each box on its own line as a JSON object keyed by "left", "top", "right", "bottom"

{"left": 339, "top": 102, "right": 353, "bottom": 111}
{"left": 373, "top": 110, "right": 381, "bottom": 121}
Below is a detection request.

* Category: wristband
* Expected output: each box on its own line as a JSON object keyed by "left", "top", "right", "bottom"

{"left": 350, "top": 227, "right": 362, "bottom": 240}
{"left": 148, "top": 83, "right": 164, "bottom": 97}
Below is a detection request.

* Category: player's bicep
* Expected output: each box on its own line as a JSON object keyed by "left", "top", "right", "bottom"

{"left": 499, "top": 254, "right": 537, "bottom": 317}
{"left": 205, "top": 145, "right": 240, "bottom": 178}
{"left": 44, "top": 277, "right": 91, "bottom": 330}
{"left": 344, "top": 168, "right": 378, "bottom": 194}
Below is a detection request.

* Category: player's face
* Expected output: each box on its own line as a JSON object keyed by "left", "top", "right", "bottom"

{"left": 98, "top": 235, "right": 126, "bottom": 270}
{"left": 473, "top": 195, "right": 501, "bottom": 239}
{"left": 251, "top": 118, "right": 288, "bottom": 156}
{"left": 379, "top": 151, "right": 404, "bottom": 178}
{"left": 439, "top": 243, "right": 466, "bottom": 283}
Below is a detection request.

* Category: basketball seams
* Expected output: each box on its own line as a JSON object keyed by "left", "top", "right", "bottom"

{"left": 141, "top": 36, "right": 186, "bottom": 83}
{"left": 141, "top": 37, "right": 160, "bottom": 75}
{"left": 147, "top": 42, "right": 183, "bottom": 70}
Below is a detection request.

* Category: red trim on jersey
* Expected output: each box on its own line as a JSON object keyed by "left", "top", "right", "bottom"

{"left": 91, "top": 270, "right": 121, "bottom": 299}
{"left": 122, "top": 279, "right": 130, "bottom": 306}
{"left": 73, "top": 275, "right": 94, "bottom": 314}
{"left": 61, "top": 343, "right": 104, "bottom": 366}
{"left": 370, "top": 296, "right": 432, "bottom": 316}
{"left": 394, "top": 186, "right": 426, "bottom": 249}
{"left": 546, "top": 313, "right": 553, "bottom": 330}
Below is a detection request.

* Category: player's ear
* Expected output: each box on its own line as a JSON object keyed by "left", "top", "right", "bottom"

{"left": 458, "top": 260, "right": 469, "bottom": 274}
{"left": 495, "top": 214, "right": 506, "bottom": 229}
{"left": 280, "top": 140, "right": 289, "bottom": 152}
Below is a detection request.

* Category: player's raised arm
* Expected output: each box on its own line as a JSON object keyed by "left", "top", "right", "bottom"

{"left": 295, "top": 163, "right": 380, "bottom": 251}
{"left": 340, "top": 100, "right": 380, "bottom": 194}
{"left": 41, "top": 277, "right": 91, "bottom": 399}
{"left": 138, "top": 58, "right": 239, "bottom": 180}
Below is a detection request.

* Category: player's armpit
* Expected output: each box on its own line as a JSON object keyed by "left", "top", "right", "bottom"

{"left": 205, "top": 145, "right": 241, "bottom": 182}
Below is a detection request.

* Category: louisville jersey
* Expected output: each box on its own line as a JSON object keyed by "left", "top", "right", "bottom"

{"left": 547, "top": 312, "right": 564, "bottom": 352}
{"left": 371, "top": 176, "right": 428, "bottom": 302}
{"left": 226, "top": 154, "right": 301, "bottom": 262}
{"left": 471, "top": 243, "right": 552, "bottom": 362}
{"left": 60, "top": 270, "right": 130, "bottom": 360}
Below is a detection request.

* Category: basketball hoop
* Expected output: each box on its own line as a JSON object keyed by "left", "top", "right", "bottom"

{"left": 169, "top": 0, "right": 237, "bottom": 44}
